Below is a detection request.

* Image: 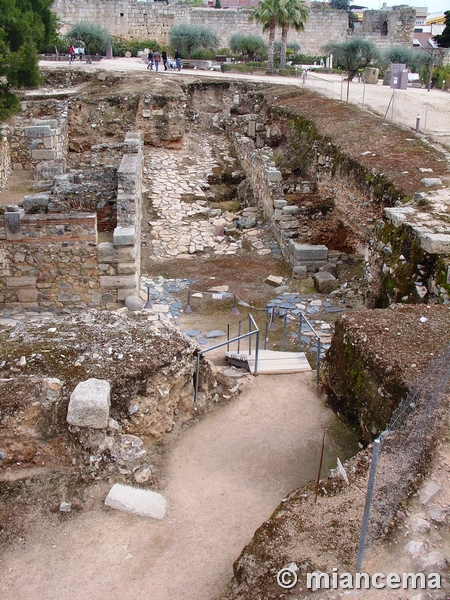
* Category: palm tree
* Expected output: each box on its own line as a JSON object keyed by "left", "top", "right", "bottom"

{"left": 250, "top": 0, "right": 279, "bottom": 74}
{"left": 278, "top": 0, "right": 309, "bottom": 70}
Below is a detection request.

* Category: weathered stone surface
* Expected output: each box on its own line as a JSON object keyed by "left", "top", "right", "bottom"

{"left": 312, "top": 271, "right": 338, "bottom": 293}
{"left": 420, "top": 233, "right": 450, "bottom": 255}
{"left": 97, "top": 242, "right": 136, "bottom": 263}
{"left": 4, "top": 212, "right": 23, "bottom": 240}
{"left": 420, "top": 178, "right": 442, "bottom": 187}
{"left": 420, "top": 481, "right": 440, "bottom": 505}
{"left": 125, "top": 295, "right": 144, "bottom": 311}
{"left": 6, "top": 276, "right": 37, "bottom": 288}
{"left": 104, "top": 483, "right": 166, "bottom": 519}
{"left": 113, "top": 226, "right": 136, "bottom": 246}
{"left": 273, "top": 199, "right": 287, "bottom": 209}
{"left": 67, "top": 378, "right": 111, "bottom": 429}
{"left": 293, "top": 265, "right": 308, "bottom": 279}
{"left": 265, "top": 275, "right": 283, "bottom": 287}
{"left": 22, "top": 194, "right": 50, "bottom": 212}
{"left": 415, "top": 551, "right": 447, "bottom": 572}
{"left": 383, "top": 206, "right": 416, "bottom": 227}
{"left": 17, "top": 288, "right": 38, "bottom": 302}
{"left": 100, "top": 275, "right": 137, "bottom": 289}
{"left": 289, "top": 241, "right": 328, "bottom": 261}
{"left": 24, "top": 125, "right": 52, "bottom": 138}
{"left": 31, "top": 149, "right": 57, "bottom": 160}
{"left": 265, "top": 167, "right": 282, "bottom": 182}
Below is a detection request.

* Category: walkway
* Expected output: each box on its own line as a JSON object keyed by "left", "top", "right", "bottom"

{"left": 0, "top": 372, "right": 333, "bottom": 600}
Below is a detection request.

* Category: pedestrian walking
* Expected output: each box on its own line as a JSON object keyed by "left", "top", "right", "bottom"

{"left": 147, "top": 49, "right": 154, "bottom": 70}
{"left": 175, "top": 49, "right": 181, "bottom": 72}
{"left": 153, "top": 50, "right": 160, "bottom": 71}
{"left": 69, "top": 45, "right": 75, "bottom": 63}
{"left": 162, "top": 50, "right": 168, "bottom": 71}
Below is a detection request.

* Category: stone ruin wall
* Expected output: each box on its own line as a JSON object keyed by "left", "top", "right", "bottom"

{"left": 51, "top": 0, "right": 414, "bottom": 56}
{"left": 0, "top": 127, "right": 144, "bottom": 311}
{"left": 0, "top": 126, "right": 11, "bottom": 193}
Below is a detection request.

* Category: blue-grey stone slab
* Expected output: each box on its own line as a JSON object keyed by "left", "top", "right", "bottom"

{"left": 197, "top": 337, "right": 209, "bottom": 345}
{"left": 279, "top": 302, "right": 296, "bottom": 310}
{"left": 205, "top": 330, "right": 226, "bottom": 338}
{"left": 184, "top": 329, "right": 201, "bottom": 337}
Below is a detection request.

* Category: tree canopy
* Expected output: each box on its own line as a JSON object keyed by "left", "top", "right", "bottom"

{"left": 382, "top": 46, "right": 427, "bottom": 73}
{"left": 0, "top": 0, "right": 57, "bottom": 121}
{"left": 250, "top": 0, "right": 279, "bottom": 73}
{"left": 323, "top": 38, "right": 379, "bottom": 99}
{"left": 229, "top": 34, "right": 267, "bottom": 60}
{"left": 169, "top": 24, "right": 219, "bottom": 59}
{"left": 277, "top": 0, "right": 308, "bottom": 69}
{"left": 434, "top": 10, "right": 450, "bottom": 48}
{"left": 66, "top": 23, "right": 112, "bottom": 57}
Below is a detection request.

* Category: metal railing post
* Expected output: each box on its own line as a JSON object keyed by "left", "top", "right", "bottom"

{"left": 237, "top": 320, "right": 241, "bottom": 354}
{"left": 264, "top": 322, "right": 268, "bottom": 350}
{"left": 356, "top": 439, "right": 381, "bottom": 571}
{"left": 248, "top": 314, "right": 252, "bottom": 356}
{"left": 316, "top": 337, "right": 321, "bottom": 385}
{"left": 254, "top": 328, "right": 260, "bottom": 375}
{"left": 194, "top": 354, "right": 200, "bottom": 403}
{"left": 227, "top": 323, "right": 230, "bottom": 352}
{"left": 282, "top": 316, "right": 287, "bottom": 352}
{"left": 298, "top": 313, "right": 303, "bottom": 352}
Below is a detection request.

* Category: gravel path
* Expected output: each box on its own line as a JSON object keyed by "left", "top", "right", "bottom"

{"left": 0, "top": 372, "right": 333, "bottom": 600}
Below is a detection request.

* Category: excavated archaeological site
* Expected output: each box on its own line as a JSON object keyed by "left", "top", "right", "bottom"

{"left": 0, "top": 67, "right": 450, "bottom": 599}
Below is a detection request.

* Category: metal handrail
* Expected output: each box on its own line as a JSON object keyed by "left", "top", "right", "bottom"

{"left": 194, "top": 314, "right": 260, "bottom": 403}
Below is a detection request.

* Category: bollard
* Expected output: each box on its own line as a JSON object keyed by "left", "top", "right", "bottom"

{"left": 415, "top": 114, "right": 420, "bottom": 134}
{"left": 443, "top": 79, "right": 446, "bottom": 92}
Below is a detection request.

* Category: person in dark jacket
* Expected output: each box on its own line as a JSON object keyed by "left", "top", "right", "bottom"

{"left": 175, "top": 49, "right": 181, "bottom": 72}
{"left": 162, "top": 50, "right": 168, "bottom": 71}
{"left": 147, "top": 49, "right": 154, "bottom": 70}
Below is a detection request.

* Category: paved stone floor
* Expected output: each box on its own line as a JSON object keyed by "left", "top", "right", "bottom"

{"left": 143, "top": 134, "right": 274, "bottom": 260}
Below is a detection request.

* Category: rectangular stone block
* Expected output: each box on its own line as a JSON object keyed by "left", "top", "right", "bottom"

{"left": 17, "top": 288, "right": 38, "bottom": 302}
{"left": 117, "top": 287, "right": 138, "bottom": 301}
{"left": 6, "top": 276, "right": 37, "bottom": 288}
{"left": 43, "top": 137, "right": 54, "bottom": 149}
{"left": 265, "top": 167, "right": 282, "bottom": 182}
{"left": 5, "top": 211, "right": 23, "bottom": 240}
{"left": 383, "top": 206, "right": 416, "bottom": 228}
{"left": 34, "top": 119, "right": 58, "bottom": 129}
{"left": 98, "top": 242, "right": 136, "bottom": 263}
{"left": 117, "top": 262, "right": 137, "bottom": 275}
{"left": 24, "top": 125, "right": 52, "bottom": 138}
{"left": 100, "top": 275, "right": 137, "bottom": 289}
{"left": 113, "top": 226, "right": 136, "bottom": 247}
{"left": 31, "top": 149, "right": 57, "bottom": 160}
{"left": 289, "top": 241, "right": 328, "bottom": 261}
{"left": 420, "top": 233, "right": 450, "bottom": 255}
{"left": 278, "top": 220, "right": 299, "bottom": 229}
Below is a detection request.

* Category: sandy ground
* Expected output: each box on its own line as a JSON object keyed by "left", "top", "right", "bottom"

{"left": 39, "top": 56, "right": 450, "bottom": 150}
{"left": 0, "top": 372, "right": 334, "bottom": 600}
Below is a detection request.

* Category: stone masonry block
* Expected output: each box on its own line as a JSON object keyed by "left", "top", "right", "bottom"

{"left": 273, "top": 199, "right": 287, "bottom": 209}
{"left": 383, "top": 206, "right": 416, "bottom": 228}
{"left": 104, "top": 484, "right": 166, "bottom": 519}
{"left": 35, "top": 119, "right": 58, "bottom": 129}
{"left": 67, "top": 378, "right": 111, "bottom": 429}
{"left": 100, "top": 275, "right": 137, "bottom": 289}
{"left": 312, "top": 271, "right": 338, "bottom": 294}
{"left": 117, "top": 262, "right": 137, "bottom": 275}
{"left": 278, "top": 220, "right": 299, "bottom": 229}
{"left": 31, "top": 149, "right": 57, "bottom": 160}
{"left": 5, "top": 211, "right": 23, "bottom": 240}
{"left": 6, "top": 276, "right": 37, "bottom": 288}
{"left": 24, "top": 125, "right": 52, "bottom": 138}
{"left": 22, "top": 194, "right": 50, "bottom": 212}
{"left": 420, "top": 234, "right": 450, "bottom": 255}
{"left": 97, "top": 242, "right": 136, "bottom": 264}
{"left": 289, "top": 241, "right": 328, "bottom": 261}
{"left": 265, "top": 167, "right": 282, "bottom": 182}
{"left": 17, "top": 288, "right": 38, "bottom": 302}
{"left": 117, "top": 287, "right": 138, "bottom": 301}
{"left": 113, "top": 226, "right": 136, "bottom": 247}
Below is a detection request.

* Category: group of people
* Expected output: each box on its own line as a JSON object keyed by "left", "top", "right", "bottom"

{"left": 68, "top": 45, "right": 84, "bottom": 62}
{"left": 147, "top": 49, "right": 181, "bottom": 72}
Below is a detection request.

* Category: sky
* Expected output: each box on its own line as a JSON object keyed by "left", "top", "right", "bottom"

{"left": 356, "top": 0, "right": 448, "bottom": 14}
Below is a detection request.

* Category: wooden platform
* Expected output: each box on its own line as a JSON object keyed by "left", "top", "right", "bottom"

{"left": 225, "top": 350, "right": 311, "bottom": 375}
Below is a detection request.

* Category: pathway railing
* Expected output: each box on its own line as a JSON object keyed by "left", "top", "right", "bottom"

{"left": 194, "top": 314, "right": 259, "bottom": 403}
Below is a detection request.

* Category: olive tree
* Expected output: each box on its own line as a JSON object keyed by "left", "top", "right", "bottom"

{"left": 66, "top": 23, "right": 112, "bottom": 61}
{"left": 169, "top": 24, "right": 219, "bottom": 59}
{"left": 229, "top": 34, "right": 267, "bottom": 61}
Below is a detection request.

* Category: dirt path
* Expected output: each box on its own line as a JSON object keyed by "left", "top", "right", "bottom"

{"left": 0, "top": 372, "right": 333, "bottom": 600}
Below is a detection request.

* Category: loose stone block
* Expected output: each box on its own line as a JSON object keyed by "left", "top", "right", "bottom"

{"left": 420, "top": 178, "right": 442, "bottom": 188}
{"left": 383, "top": 206, "right": 416, "bottom": 227}
{"left": 281, "top": 206, "right": 299, "bottom": 215}
{"left": 289, "top": 241, "right": 328, "bottom": 261}
{"left": 312, "top": 271, "right": 338, "bottom": 293}
{"left": 67, "top": 378, "right": 111, "bottom": 429}
{"left": 265, "top": 167, "right": 282, "bottom": 182}
{"left": 105, "top": 484, "right": 166, "bottom": 519}
{"left": 273, "top": 199, "right": 287, "bottom": 209}
{"left": 420, "top": 234, "right": 450, "bottom": 255}
{"left": 113, "top": 226, "right": 136, "bottom": 246}
{"left": 4, "top": 212, "right": 23, "bottom": 240}
{"left": 265, "top": 275, "right": 283, "bottom": 286}
{"left": 22, "top": 194, "right": 50, "bottom": 212}
{"left": 293, "top": 265, "right": 308, "bottom": 279}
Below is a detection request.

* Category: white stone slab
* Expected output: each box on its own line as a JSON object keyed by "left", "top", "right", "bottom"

{"left": 105, "top": 484, "right": 166, "bottom": 519}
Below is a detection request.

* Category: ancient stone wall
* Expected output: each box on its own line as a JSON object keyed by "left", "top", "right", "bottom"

{"left": 0, "top": 126, "right": 11, "bottom": 192}
{"left": 0, "top": 132, "right": 144, "bottom": 310}
{"left": 50, "top": 1, "right": 413, "bottom": 55}
{"left": 0, "top": 213, "right": 102, "bottom": 309}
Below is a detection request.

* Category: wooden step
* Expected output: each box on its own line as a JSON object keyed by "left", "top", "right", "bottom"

{"left": 225, "top": 350, "right": 312, "bottom": 375}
